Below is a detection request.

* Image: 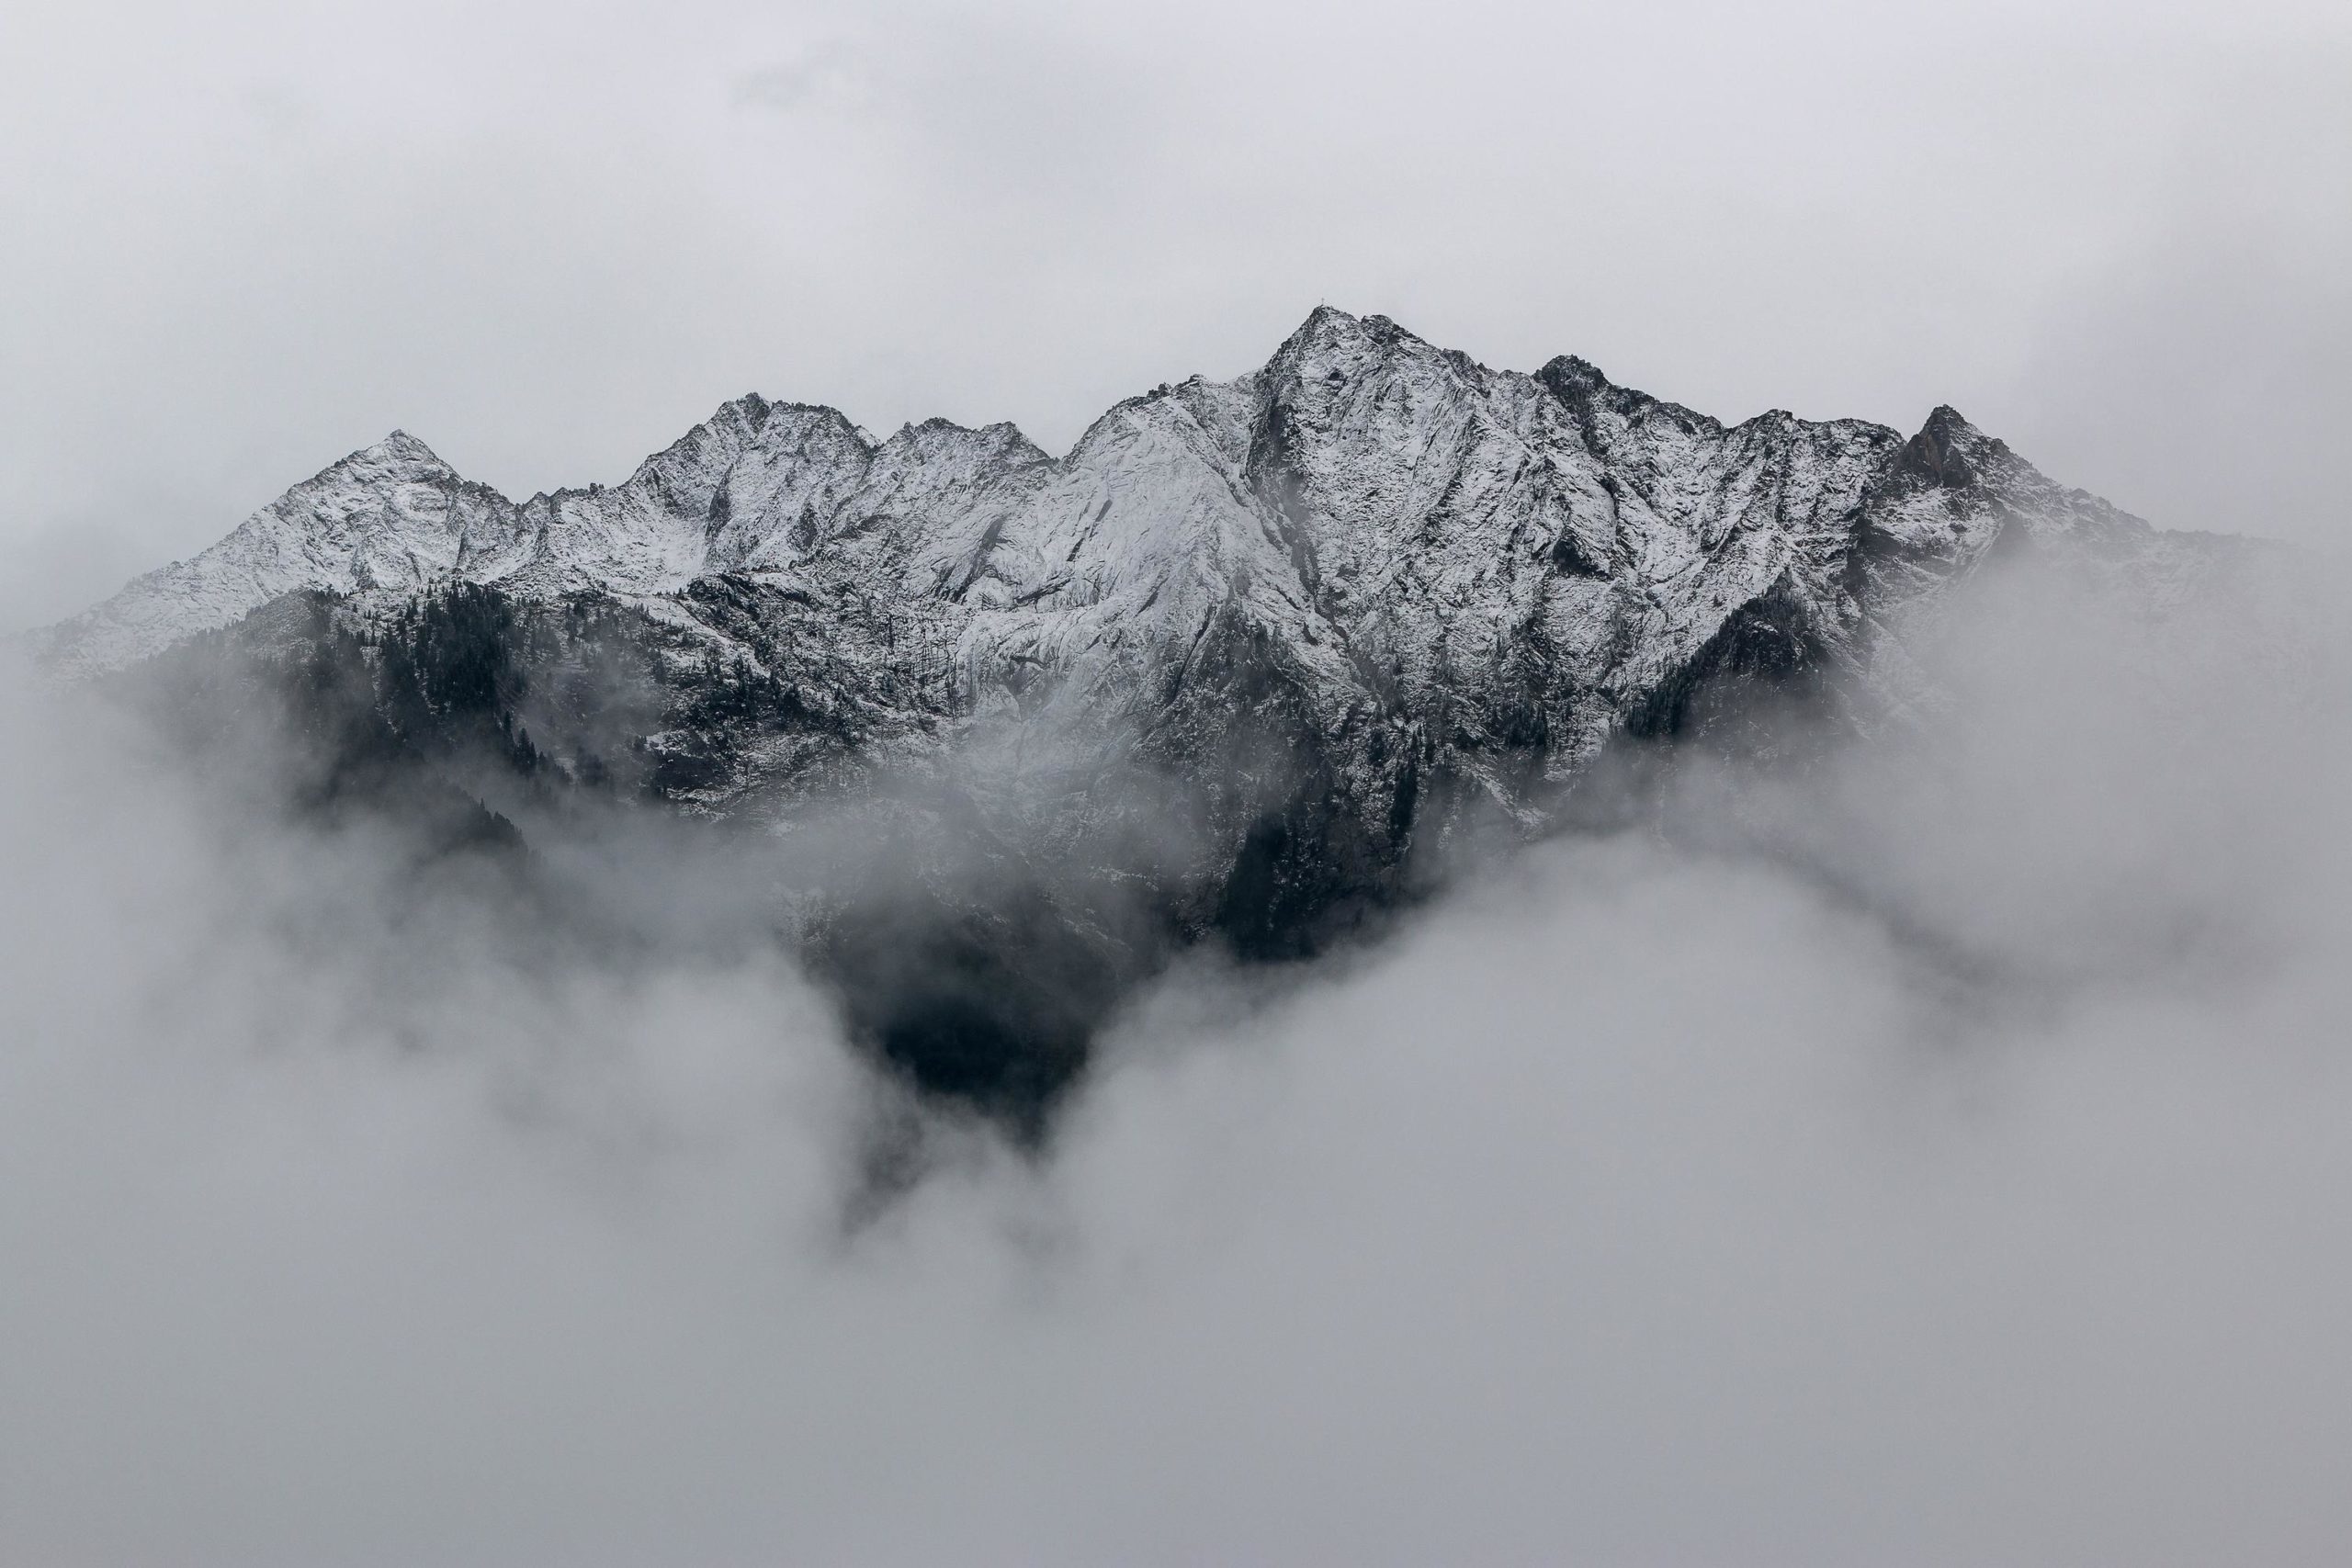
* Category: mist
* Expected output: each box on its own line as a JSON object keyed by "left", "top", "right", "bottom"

{"left": 3, "top": 511, "right": 2349, "bottom": 1566}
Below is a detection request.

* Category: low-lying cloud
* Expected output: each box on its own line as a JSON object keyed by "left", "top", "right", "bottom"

{"left": 4, "top": 547, "right": 2350, "bottom": 1566}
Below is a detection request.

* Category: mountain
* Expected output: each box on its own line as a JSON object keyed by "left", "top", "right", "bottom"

{"left": 30, "top": 307, "right": 2256, "bottom": 1124}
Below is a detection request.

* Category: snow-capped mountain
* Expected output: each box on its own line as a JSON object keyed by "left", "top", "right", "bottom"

{"left": 41, "top": 309, "right": 2208, "bottom": 663}
{"left": 33, "top": 307, "right": 2257, "bottom": 1116}
{"left": 51, "top": 307, "right": 2240, "bottom": 770}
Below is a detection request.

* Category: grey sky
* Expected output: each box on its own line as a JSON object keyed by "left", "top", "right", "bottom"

{"left": 4, "top": 0, "right": 2347, "bottom": 628}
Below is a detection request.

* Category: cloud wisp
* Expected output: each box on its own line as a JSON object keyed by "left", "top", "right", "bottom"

{"left": 3, "top": 541, "right": 2350, "bottom": 1565}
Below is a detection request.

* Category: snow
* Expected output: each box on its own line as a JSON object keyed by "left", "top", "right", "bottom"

{"left": 35, "top": 305, "right": 2222, "bottom": 805}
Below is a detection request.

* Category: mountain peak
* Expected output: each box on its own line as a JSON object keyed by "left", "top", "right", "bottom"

{"left": 1894, "top": 405, "right": 1997, "bottom": 490}
{"left": 1295, "top": 302, "right": 1362, "bottom": 333}
{"left": 1274, "top": 303, "right": 1439, "bottom": 359}
{"left": 354, "top": 429, "right": 448, "bottom": 468}
{"left": 1921, "top": 404, "right": 1983, "bottom": 442}
{"left": 42, "top": 310, "right": 2201, "bottom": 694}
{"left": 1537, "top": 354, "right": 1613, "bottom": 399}
{"left": 1273, "top": 303, "right": 1366, "bottom": 360}
{"left": 1265, "top": 306, "right": 1457, "bottom": 402}
{"left": 882, "top": 416, "right": 1046, "bottom": 463}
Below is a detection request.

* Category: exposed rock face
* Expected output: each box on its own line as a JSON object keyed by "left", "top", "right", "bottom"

{"left": 34, "top": 308, "right": 2254, "bottom": 1122}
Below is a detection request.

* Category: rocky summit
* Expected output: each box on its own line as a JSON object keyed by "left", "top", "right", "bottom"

{"left": 33, "top": 308, "right": 2254, "bottom": 1124}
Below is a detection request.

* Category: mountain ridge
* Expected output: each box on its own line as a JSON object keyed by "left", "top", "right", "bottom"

{"left": 40, "top": 307, "right": 2143, "bottom": 679}
{"left": 26, "top": 306, "right": 2261, "bottom": 1121}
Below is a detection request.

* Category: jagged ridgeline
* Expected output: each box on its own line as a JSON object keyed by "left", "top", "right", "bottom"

{"left": 38, "top": 309, "right": 2256, "bottom": 1128}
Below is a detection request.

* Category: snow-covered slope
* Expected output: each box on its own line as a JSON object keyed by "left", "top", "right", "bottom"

{"left": 40, "top": 305, "right": 2242, "bottom": 809}
{"left": 37, "top": 433, "right": 500, "bottom": 672}
{"left": 35, "top": 306, "right": 2269, "bottom": 1113}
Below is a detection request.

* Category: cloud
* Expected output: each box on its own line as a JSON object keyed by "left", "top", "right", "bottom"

{"left": 732, "top": 42, "right": 868, "bottom": 115}
{"left": 2, "top": 535, "right": 2349, "bottom": 1562}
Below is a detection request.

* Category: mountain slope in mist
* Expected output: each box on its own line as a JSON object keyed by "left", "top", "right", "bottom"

{"left": 29, "top": 308, "right": 2270, "bottom": 1122}
{"left": 6, "top": 512, "right": 2349, "bottom": 1566}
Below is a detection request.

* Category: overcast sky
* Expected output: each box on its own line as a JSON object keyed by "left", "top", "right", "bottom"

{"left": 3, "top": 0, "right": 2347, "bottom": 631}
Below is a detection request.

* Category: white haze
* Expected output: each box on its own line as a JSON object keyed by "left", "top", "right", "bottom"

{"left": 3, "top": 546, "right": 2350, "bottom": 1565}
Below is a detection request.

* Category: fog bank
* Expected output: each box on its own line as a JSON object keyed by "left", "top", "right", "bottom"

{"left": 3, "top": 551, "right": 2351, "bottom": 1565}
